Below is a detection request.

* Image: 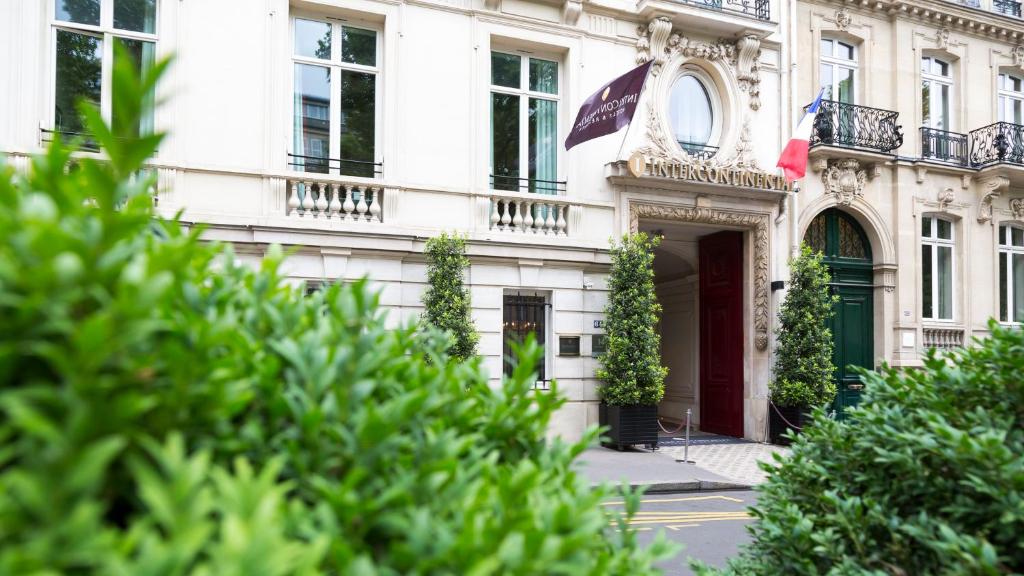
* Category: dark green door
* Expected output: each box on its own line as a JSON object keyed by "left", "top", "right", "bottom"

{"left": 804, "top": 209, "right": 874, "bottom": 419}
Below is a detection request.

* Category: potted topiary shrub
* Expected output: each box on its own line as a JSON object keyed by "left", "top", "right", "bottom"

{"left": 597, "top": 233, "right": 668, "bottom": 451}
{"left": 768, "top": 244, "right": 839, "bottom": 444}
{"left": 421, "top": 231, "right": 479, "bottom": 362}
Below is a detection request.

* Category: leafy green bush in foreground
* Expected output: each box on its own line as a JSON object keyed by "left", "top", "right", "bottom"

{"left": 699, "top": 323, "right": 1024, "bottom": 575}
{"left": 0, "top": 49, "right": 673, "bottom": 575}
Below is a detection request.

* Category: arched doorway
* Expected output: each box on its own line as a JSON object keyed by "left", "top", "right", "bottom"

{"left": 804, "top": 208, "right": 873, "bottom": 419}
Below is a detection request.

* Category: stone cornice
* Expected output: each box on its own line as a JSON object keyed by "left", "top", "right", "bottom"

{"left": 809, "top": 0, "right": 1024, "bottom": 41}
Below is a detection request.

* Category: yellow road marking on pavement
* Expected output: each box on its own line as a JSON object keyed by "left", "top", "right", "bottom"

{"left": 627, "top": 513, "right": 751, "bottom": 525}
{"left": 603, "top": 495, "right": 744, "bottom": 506}
{"left": 664, "top": 524, "right": 702, "bottom": 530}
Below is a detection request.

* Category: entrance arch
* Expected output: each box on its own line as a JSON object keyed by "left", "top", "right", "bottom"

{"left": 804, "top": 208, "right": 873, "bottom": 418}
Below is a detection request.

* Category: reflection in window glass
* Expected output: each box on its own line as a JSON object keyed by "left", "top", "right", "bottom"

{"left": 922, "top": 243, "right": 933, "bottom": 319}
{"left": 114, "top": 0, "right": 156, "bottom": 33}
{"left": 999, "top": 225, "right": 1024, "bottom": 323}
{"left": 341, "top": 26, "right": 376, "bottom": 66}
{"left": 56, "top": 0, "right": 100, "bottom": 26}
{"left": 293, "top": 64, "right": 331, "bottom": 173}
{"left": 340, "top": 70, "right": 376, "bottom": 177}
{"left": 55, "top": 30, "right": 102, "bottom": 134}
{"left": 491, "top": 92, "right": 519, "bottom": 191}
{"left": 921, "top": 217, "right": 954, "bottom": 320}
{"left": 529, "top": 98, "right": 557, "bottom": 193}
{"left": 938, "top": 245, "right": 952, "bottom": 319}
{"left": 112, "top": 38, "right": 156, "bottom": 137}
{"left": 491, "top": 52, "right": 520, "bottom": 88}
{"left": 669, "top": 75, "right": 713, "bottom": 149}
{"left": 294, "top": 19, "right": 331, "bottom": 59}
{"left": 529, "top": 58, "right": 558, "bottom": 94}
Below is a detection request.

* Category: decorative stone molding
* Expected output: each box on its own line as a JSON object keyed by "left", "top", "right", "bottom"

{"left": 835, "top": 7, "right": 852, "bottom": 31}
{"left": 822, "top": 159, "right": 868, "bottom": 206}
{"left": 1014, "top": 45, "right": 1024, "bottom": 69}
{"left": 562, "top": 0, "right": 582, "bottom": 26}
{"left": 484, "top": 0, "right": 500, "bottom": 10}
{"left": 636, "top": 17, "right": 674, "bottom": 69}
{"left": 735, "top": 35, "right": 762, "bottom": 111}
{"left": 1010, "top": 197, "right": 1024, "bottom": 220}
{"left": 936, "top": 27, "right": 950, "bottom": 50}
{"left": 937, "top": 187, "right": 955, "bottom": 211}
{"left": 629, "top": 202, "right": 771, "bottom": 351}
{"left": 978, "top": 176, "right": 1009, "bottom": 223}
{"left": 875, "top": 264, "right": 897, "bottom": 293}
{"left": 634, "top": 108, "right": 764, "bottom": 176}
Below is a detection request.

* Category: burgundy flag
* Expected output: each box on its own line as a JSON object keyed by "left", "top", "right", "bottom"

{"left": 564, "top": 60, "right": 653, "bottom": 151}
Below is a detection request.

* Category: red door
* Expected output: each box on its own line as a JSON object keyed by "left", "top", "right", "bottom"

{"left": 699, "top": 231, "right": 744, "bottom": 438}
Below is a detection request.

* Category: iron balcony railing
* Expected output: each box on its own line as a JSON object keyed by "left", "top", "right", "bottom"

{"left": 490, "top": 174, "right": 567, "bottom": 194}
{"left": 994, "top": 0, "right": 1022, "bottom": 16}
{"left": 287, "top": 153, "right": 382, "bottom": 178}
{"left": 920, "top": 127, "right": 970, "bottom": 166}
{"left": 678, "top": 0, "right": 771, "bottom": 21}
{"left": 957, "top": 0, "right": 981, "bottom": 7}
{"left": 809, "top": 100, "right": 904, "bottom": 153}
{"left": 678, "top": 141, "right": 720, "bottom": 161}
{"left": 969, "top": 122, "right": 1024, "bottom": 167}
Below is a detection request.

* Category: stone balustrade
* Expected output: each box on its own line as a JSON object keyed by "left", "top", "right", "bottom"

{"left": 922, "top": 326, "right": 964, "bottom": 350}
{"left": 286, "top": 178, "right": 383, "bottom": 222}
{"left": 488, "top": 194, "right": 576, "bottom": 236}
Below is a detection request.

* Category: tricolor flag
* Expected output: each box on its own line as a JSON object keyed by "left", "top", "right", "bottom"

{"left": 565, "top": 60, "right": 653, "bottom": 151}
{"left": 776, "top": 88, "right": 825, "bottom": 183}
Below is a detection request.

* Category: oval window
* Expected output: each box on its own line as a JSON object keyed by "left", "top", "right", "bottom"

{"left": 669, "top": 74, "right": 715, "bottom": 155}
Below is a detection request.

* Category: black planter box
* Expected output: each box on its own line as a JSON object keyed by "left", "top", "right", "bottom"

{"left": 599, "top": 404, "right": 659, "bottom": 451}
{"left": 768, "top": 404, "right": 811, "bottom": 446}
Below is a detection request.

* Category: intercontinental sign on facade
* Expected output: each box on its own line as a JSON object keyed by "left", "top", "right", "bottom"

{"left": 627, "top": 151, "right": 794, "bottom": 192}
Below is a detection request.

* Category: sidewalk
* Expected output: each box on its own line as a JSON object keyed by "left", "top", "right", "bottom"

{"left": 576, "top": 432, "right": 790, "bottom": 492}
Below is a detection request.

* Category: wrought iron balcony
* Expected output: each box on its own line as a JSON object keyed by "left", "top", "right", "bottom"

{"left": 679, "top": 141, "right": 720, "bottom": 161}
{"left": 287, "top": 153, "right": 382, "bottom": 178}
{"left": 969, "top": 122, "right": 1024, "bottom": 167}
{"left": 809, "top": 100, "right": 904, "bottom": 153}
{"left": 994, "top": 0, "right": 1022, "bottom": 16}
{"left": 920, "top": 127, "right": 969, "bottom": 166}
{"left": 490, "top": 174, "right": 567, "bottom": 194}
{"left": 677, "top": 0, "right": 771, "bottom": 21}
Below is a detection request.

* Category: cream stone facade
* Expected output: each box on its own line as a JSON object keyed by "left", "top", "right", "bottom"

{"left": 3, "top": 0, "right": 840, "bottom": 443}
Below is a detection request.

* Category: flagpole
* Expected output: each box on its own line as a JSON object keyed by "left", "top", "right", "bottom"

{"left": 790, "top": 179, "right": 801, "bottom": 257}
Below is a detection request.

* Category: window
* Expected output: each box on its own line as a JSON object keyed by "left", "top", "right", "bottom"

{"left": 490, "top": 51, "right": 560, "bottom": 194}
{"left": 52, "top": 0, "right": 157, "bottom": 138}
{"left": 921, "top": 57, "right": 952, "bottom": 131}
{"left": 921, "top": 216, "right": 955, "bottom": 321}
{"left": 820, "top": 38, "right": 856, "bottom": 103}
{"left": 998, "top": 72, "right": 1024, "bottom": 124}
{"left": 292, "top": 17, "right": 380, "bottom": 177}
{"left": 668, "top": 72, "right": 717, "bottom": 157}
{"left": 502, "top": 294, "right": 548, "bottom": 382}
{"left": 999, "top": 224, "right": 1024, "bottom": 323}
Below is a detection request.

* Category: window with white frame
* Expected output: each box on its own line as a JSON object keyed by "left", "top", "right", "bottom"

{"left": 999, "top": 224, "right": 1024, "bottom": 323}
{"left": 292, "top": 17, "right": 380, "bottom": 177}
{"left": 820, "top": 38, "right": 856, "bottom": 103}
{"left": 998, "top": 72, "right": 1024, "bottom": 124}
{"left": 52, "top": 0, "right": 157, "bottom": 139}
{"left": 490, "top": 50, "right": 561, "bottom": 194}
{"left": 921, "top": 56, "right": 952, "bottom": 131}
{"left": 921, "top": 216, "right": 955, "bottom": 321}
{"left": 502, "top": 293, "right": 549, "bottom": 383}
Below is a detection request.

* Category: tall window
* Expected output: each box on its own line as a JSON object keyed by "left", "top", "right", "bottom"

{"left": 820, "top": 38, "right": 856, "bottom": 103}
{"left": 502, "top": 294, "right": 548, "bottom": 382}
{"left": 998, "top": 72, "right": 1024, "bottom": 124}
{"left": 292, "top": 17, "right": 379, "bottom": 177}
{"left": 52, "top": 0, "right": 157, "bottom": 138}
{"left": 921, "top": 216, "right": 955, "bottom": 321}
{"left": 490, "top": 51, "right": 560, "bottom": 194}
{"left": 668, "top": 73, "right": 717, "bottom": 157}
{"left": 999, "top": 224, "right": 1024, "bottom": 323}
{"left": 921, "top": 56, "right": 951, "bottom": 131}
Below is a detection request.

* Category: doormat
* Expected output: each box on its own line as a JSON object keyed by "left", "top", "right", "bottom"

{"left": 657, "top": 436, "right": 751, "bottom": 447}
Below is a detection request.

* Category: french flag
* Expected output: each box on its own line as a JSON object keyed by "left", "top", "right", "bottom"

{"left": 777, "top": 88, "right": 825, "bottom": 183}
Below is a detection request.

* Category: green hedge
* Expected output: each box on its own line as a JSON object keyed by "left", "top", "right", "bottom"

{"left": 698, "top": 322, "right": 1024, "bottom": 575}
{"left": 421, "top": 232, "right": 479, "bottom": 362}
{"left": 0, "top": 47, "right": 675, "bottom": 575}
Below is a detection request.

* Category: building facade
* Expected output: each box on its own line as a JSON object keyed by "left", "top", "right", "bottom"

{"left": 26, "top": 0, "right": 1024, "bottom": 443}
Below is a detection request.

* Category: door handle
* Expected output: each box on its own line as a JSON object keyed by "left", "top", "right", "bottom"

{"left": 847, "top": 383, "right": 864, "bottom": 390}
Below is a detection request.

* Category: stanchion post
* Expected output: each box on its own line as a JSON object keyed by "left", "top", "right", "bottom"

{"left": 678, "top": 408, "right": 695, "bottom": 464}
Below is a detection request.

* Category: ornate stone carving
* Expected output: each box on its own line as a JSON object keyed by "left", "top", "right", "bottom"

{"left": 629, "top": 202, "right": 771, "bottom": 351}
{"left": 561, "top": 0, "right": 582, "bottom": 26}
{"left": 1013, "top": 45, "right": 1024, "bottom": 68}
{"left": 735, "top": 35, "right": 762, "bottom": 111}
{"left": 876, "top": 266, "right": 897, "bottom": 294}
{"left": 978, "top": 176, "right": 1009, "bottom": 223}
{"left": 636, "top": 17, "right": 674, "bottom": 70}
{"left": 936, "top": 28, "right": 950, "bottom": 50}
{"left": 937, "top": 187, "right": 955, "bottom": 211}
{"left": 1010, "top": 198, "right": 1024, "bottom": 219}
{"left": 835, "top": 8, "right": 852, "bottom": 31}
{"left": 822, "top": 159, "right": 867, "bottom": 206}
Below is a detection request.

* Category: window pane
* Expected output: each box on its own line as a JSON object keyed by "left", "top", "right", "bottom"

{"left": 938, "top": 245, "right": 952, "bottom": 319}
{"left": 55, "top": 30, "right": 102, "bottom": 134}
{"left": 939, "top": 84, "right": 949, "bottom": 130}
{"left": 821, "top": 39, "right": 833, "bottom": 56}
{"left": 340, "top": 71, "right": 376, "bottom": 177}
{"left": 55, "top": 0, "right": 99, "bottom": 25}
{"left": 1015, "top": 254, "right": 1024, "bottom": 323}
{"left": 294, "top": 19, "right": 331, "bottom": 59}
{"left": 821, "top": 64, "right": 833, "bottom": 99}
{"left": 491, "top": 92, "right": 519, "bottom": 191}
{"left": 921, "top": 81, "right": 930, "bottom": 127}
{"left": 293, "top": 64, "right": 331, "bottom": 174}
{"left": 341, "top": 26, "right": 376, "bottom": 66}
{"left": 839, "top": 42, "right": 854, "bottom": 60}
{"left": 113, "top": 38, "right": 156, "bottom": 137}
{"left": 1014, "top": 227, "right": 1024, "bottom": 247}
{"left": 491, "top": 52, "right": 520, "bottom": 88}
{"left": 999, "top": 225, "right": 1007, "bottom": 245}
{"left": 921, "top": 216, "right": 932, "bottom": 237}
{"left": 529, "top": 98, "right": 557, "bottom": 194}
{"left": 921, "top": 57, "right": 929, "bottom": 73}
{"left": 937, "top": 218, "right": 952, "bottom": 240}
{"left": 502, "top": 295, "right": 546, "bottom": 380}
{"left": 670, "top": 75, "right": 714, "bottom": 148}
{"left": 838, "top": 216, "right": 868, "bottom": 259}
{"left": 529, "top": 58, "right": 558, "bottom": 94}
{"left": 837, "top": 67, "right": 854, "bottom": 103}
{"left": 922, "top": 244, "right": 933, "bottom": 318}
{"left": 1001, "top": 253, "right": 1009, "bottom": 322}
{"left": 114, "top": 0, "right": 156, "bottom": 33}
